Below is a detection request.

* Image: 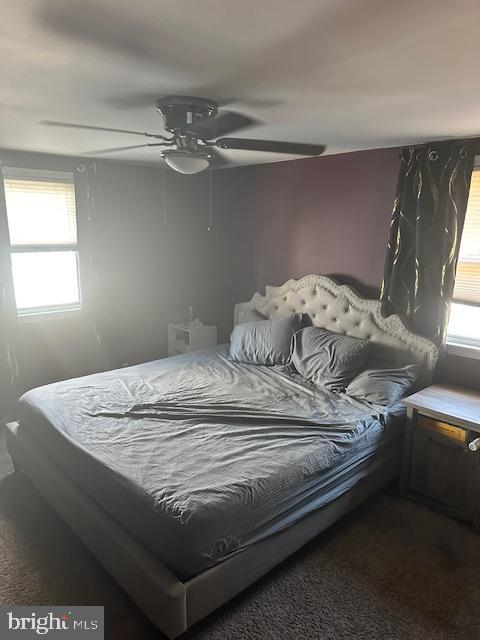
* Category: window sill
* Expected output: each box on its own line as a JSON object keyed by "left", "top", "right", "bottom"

{"left": 17, "top": 307, "right": 82, "bottom": 323}
{"left": 446, "top": 341, "right": 480, "bottom": 361}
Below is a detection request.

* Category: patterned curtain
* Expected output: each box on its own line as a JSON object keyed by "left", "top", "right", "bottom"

{"left": 380, "top": 142, "right": 474, "bottom": 345}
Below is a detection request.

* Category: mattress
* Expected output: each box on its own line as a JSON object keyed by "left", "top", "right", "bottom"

{"left": 18, "top": 346, "right": 404, "bottom": 581}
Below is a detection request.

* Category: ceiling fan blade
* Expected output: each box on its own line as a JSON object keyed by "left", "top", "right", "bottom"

{"left": 41, "top": 120, "right": 167, "bottom": 139}
{"left": 85, "top": 143, "right": 169, "bottom": 155}
{"left": 204, "top": 147, "right": 231, "bottom": 168}
{"left": 189, "top": 111, "right": 259, "bottom": 139}
{"left": 215, "top": 138, "right": 326, "bottom": 156}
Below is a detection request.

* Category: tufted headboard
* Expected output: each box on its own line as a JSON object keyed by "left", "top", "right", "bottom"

{"left": 234, "top": 274, "right": 439, "bottom": 378}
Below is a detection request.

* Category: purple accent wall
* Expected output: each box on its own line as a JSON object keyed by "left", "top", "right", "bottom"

{"left": 211, "top": 147, "right": 401, "bottom": 337}
{"left": 244, "top": 147, "right": 399, "bottom": 293}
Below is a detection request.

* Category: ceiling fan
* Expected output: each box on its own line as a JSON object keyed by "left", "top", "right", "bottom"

{"left": 42, "top": 95, "right": 326, "bottom": 174}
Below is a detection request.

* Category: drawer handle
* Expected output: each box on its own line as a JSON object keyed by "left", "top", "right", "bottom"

{"left": 468, "top": 438, "right": 480, "bottom": 452}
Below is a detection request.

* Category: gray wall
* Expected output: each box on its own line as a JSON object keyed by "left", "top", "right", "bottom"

{"left": 0, "top": 149, "right": 227, "bottom": 409}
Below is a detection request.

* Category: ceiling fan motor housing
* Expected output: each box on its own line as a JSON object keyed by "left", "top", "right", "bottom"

{"left": 156, "top": 96, "right": 218, "bottom": 134}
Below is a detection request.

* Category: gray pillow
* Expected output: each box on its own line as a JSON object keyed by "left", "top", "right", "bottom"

{"left": 346, "top": 363, "right": 419, "bottom": 406}
{"left": 229, "top": 313, "right": 304, "bottom": 365}
{"left": 292, "top": 326, "right": 370, "bottom": 391}
{"left": 237, "top": 307, "right": 267, "bottom": 324}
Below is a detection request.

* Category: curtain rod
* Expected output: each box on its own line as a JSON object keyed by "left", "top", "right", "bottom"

{"left": 405, "top": 135, "right": 480, "bottom": 152}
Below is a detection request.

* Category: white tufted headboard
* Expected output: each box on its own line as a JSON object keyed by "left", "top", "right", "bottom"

{"left": 234, "top": 275, "right": 439, "bottom": 377}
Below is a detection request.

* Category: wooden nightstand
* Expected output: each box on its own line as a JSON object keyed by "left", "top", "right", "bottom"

{"left": 168, "top": 322, "right": 217, "bottom": 357}
{"left": 400, "top": 384, "right": 480, "bottom": 530}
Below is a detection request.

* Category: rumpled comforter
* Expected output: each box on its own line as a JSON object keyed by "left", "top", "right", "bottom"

{"left": 19, "top": 346, "right": 403, "bottom": 579}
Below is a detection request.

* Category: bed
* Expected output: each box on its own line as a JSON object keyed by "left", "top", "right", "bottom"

{"left": 5, "top": 275, "right": 438, "bottom": 638}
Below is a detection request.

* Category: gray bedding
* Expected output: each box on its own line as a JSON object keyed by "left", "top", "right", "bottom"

{"left": 18, "top": 346, "right": 403, "bottom": 580}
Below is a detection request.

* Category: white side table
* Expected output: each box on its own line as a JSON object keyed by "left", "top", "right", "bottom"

{"left": 168, "top": 322, "right": 217, "bottom": 357}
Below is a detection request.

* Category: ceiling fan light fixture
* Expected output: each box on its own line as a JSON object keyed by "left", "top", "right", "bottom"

{"left": 162, "top": 150, "right": 211, "bottom": 174}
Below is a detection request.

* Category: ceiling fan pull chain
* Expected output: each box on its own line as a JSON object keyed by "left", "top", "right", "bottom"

{"left": 163, "top": 167, "right": 167, "bottom": 226}
{"left": 208, "top": 165, "right": 214, "bottom": 232}
{"left": 83, "top": 161, "right": 103, "bottom": 349}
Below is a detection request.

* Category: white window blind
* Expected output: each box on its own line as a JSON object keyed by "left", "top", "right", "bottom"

{"left": 2, "top": 167, "right": 81, "bottom": 315}
{"left": 453, "top": 166, "right": 480, "bottom": 305}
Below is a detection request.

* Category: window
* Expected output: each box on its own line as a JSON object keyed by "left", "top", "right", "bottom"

{"left": 3, "top": 167, "right": 81, "bottom": 316}
{"left": 447, "top": 158, "right": 480, "bottom": 353}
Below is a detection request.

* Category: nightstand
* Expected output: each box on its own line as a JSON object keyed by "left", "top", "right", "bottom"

{"left": 400, "top": 384, "right": 480, "bottom": 530}
{"left": 168, "top": 322, "right": 217, "bottom": 357}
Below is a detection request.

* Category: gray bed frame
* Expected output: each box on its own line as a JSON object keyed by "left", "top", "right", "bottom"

{"left": 5, "top": 275, "right": 439, "bottom": 639}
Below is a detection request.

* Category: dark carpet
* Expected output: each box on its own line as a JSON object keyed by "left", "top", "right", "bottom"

{"left": 1, "top": 431, "right": 479, "bottom": 640}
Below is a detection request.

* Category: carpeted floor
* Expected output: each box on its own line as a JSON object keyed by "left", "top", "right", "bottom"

{"left": 1, "top": 430, "right": 479, "bottom": 640}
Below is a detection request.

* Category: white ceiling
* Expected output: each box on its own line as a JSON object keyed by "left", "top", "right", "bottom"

{"left": 1, "top": 0, "right": 479, "bottom": 168}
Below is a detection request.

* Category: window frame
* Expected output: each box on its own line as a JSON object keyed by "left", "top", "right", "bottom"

{"left": 446, "top": 307, "right": 480, "bottom": 360}
{"left": 446, "top": 155, "right": 480, "bottom": 357}
{"left": 446, "top": 341, "right": 480, "bottom": 360}
{"left": 2, "top": 167, "right": 83, "bottom": 318}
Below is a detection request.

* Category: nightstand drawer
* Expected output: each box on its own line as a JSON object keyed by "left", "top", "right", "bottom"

{"left": 410, "top": 427, "right": 478, "bottom": 518}
{"left": 417, "top": 415, "right": 467, "bottom": 442}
